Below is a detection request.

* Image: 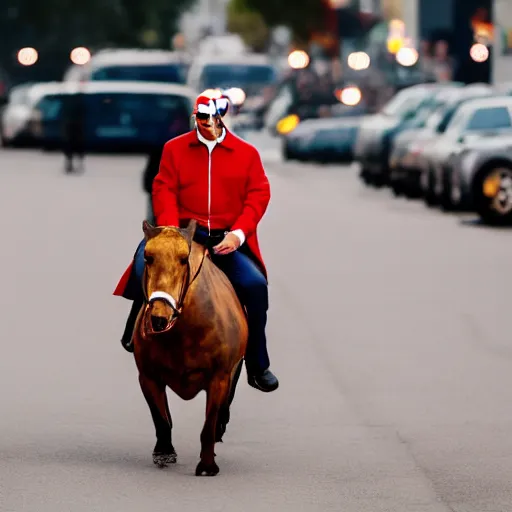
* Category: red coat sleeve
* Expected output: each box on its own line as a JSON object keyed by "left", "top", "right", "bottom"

{"left": 231, "top": 150, "right": 271, "bottom": 238}
{"left": 152, "top": 142, "right": 180, "bottom": 227}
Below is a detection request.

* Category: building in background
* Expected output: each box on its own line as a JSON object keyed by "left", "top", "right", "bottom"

{"left": 386, "top": 0, "right": 495, "bottom": 83}
{"left": 493, "top": 0, "right": 512, "bottom": 83}
{"left": 179, "top": 0, "right": 230, "bottom": 49}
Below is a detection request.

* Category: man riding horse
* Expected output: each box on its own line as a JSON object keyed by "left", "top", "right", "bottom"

{"left": 113, "top": 89, "right": 279, "bottom": 393}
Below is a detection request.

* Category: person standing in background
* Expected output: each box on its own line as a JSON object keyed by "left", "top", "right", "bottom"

{"left": 431, "top": 40, "right": 454, "bottom": 82}
{"left": 61, "top": 90, "right": 86, "bottom": 173}
{"left": 142, "top": 144, "right": 163, "bottom": 224}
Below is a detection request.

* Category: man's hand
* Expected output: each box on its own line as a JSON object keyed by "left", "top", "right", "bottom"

{"left": 213, "top": 232, "right": 241, "bottom": 255}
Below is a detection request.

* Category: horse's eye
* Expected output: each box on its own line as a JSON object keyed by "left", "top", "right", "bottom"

{"left": 144, "top": 255, "right": 154, "bottom": 265}
{"left": 180, "top": 257, "right": 188, "bottom": 265}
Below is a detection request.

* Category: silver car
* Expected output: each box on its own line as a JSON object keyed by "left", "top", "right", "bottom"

{"left": 0, "top": 82, "right": 64, "bottom": 146}
{"left": 449, "top": 134, "right": 512, "bottom": 224}
{"left": 419, "top": 95, "right": 512, "bottom": 209}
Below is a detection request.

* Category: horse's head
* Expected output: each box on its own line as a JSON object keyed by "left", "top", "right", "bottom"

{"left": 142, "top": 219, "right": 201, "bottom": 334}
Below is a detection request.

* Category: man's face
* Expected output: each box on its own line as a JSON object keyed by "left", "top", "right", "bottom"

{"left": 195, "top": 113, "right": 223, "bottom": 141}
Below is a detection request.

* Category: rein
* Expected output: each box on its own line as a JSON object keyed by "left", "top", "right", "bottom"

{"left": 141, "top": 244, "right": 208, "bottom": 338}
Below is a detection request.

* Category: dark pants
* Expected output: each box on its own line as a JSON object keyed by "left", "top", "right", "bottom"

{"left": 130, "top": 226, "right": 270, "bottom": 374}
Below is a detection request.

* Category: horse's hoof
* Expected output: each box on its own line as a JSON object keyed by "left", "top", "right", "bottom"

{"left": 153, "top": 451, "right": 177, "bottom": 468}
{"left": 195, "top": 460, "right": 219, "bottom": 476}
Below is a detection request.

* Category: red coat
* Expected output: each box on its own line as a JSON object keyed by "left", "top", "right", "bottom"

{"left": 113, "top": 129, "right": 271, "bottom": 298}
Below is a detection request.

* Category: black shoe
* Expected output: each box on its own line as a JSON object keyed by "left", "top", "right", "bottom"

{"left": 120, "top": 300, "right": 142, "bottom": 353}
{"left": 247, "top": 369, "right": 279, "bottom": 392}
{"left": 121, "top": 335, "right": 134, "bottom": 353}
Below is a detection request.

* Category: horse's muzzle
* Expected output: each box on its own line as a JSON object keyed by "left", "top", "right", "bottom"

{"left": 142, "top": 302, "right": 180, "bottom": 338}
{"left": 151, "top": 315, "right": 168, "bottom": 332}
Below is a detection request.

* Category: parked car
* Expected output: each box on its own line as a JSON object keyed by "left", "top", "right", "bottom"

{"left": 448, "top": 134, "right": 512, "bottom": 224}
{"left": 28, "top": 88, "right": 69, "bottom": 149}
{"left": 354, "top": 82, "right": 463, "bottom": 187}
{"left": 62, "top": 49, "right": 190, "bottom": 85}
{"left": 419, "top": 95, "right": 512, "bottom": 209}
{"left": 0, "top": 81, "right": 64, "bottom": 147}
{"left": 388, "top": 84, "right": 493, "bottom": 197}
{"left": 32, "top": 81, "right": 195, "bottom": 152}
{"left": 282, "top": 116, "right": 361, "bottom": 163}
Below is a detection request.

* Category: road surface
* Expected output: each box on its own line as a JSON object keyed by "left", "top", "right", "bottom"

{"left": 1, "top": 141, "right": 512, "bottom": 512}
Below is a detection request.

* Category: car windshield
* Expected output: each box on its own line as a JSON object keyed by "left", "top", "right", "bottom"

{"left": 84, "top": 93, "right": 191, "bottom": 125}
{"left": 381, "top": 89, "right": 429, "bottom": 118}
{"left": 91, "top": 64, "right": 188, "bottom": 84}
{"left": 426, "top": 96, "right": 489, "bottom": 132}
{"left": 199, "top": 64, "right": 276, "bottom": 94}
{"left": 466, "top": 106, "right": 512, "bottom": 131}
{"left": 425, "top": 104, "right": 449, "bottom": 129}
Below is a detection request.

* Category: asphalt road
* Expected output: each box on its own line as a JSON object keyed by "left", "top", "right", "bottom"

{"left": 1, "top": 139, "right": 512, "bottom": 512}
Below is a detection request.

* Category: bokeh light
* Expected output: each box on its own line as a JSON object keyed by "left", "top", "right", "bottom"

{"left": 288, "top": 50, "right": 310, "bottom": 69}
{"left": 17, "top": 47, "right": 38, "bottom": 66}
{"left": 387, "top": 19, "right": 405, "bottom": 54}
{"left": 396, "top": 47, "right": 419, "bottom": 66}
{"left": 276, "top": 114, "right": 300, "bottom": 134}
{"left": 200, "top": 88, "right": 223, "bottom": 99}
{"left": 387, "top": 37, "right": 404, "bottom": 54}
{"left": 70, "top": 47, "right": 91, "bottom": 65}
{"left": 470, "top": 43, "right": 489, "bottom": 62}
{"left": 224, "top": 87, "right": 246, "bottom": 106}
{"left": 347, "top": 52, "right": 370, "bottom": 70}
{"left": 336, "top": 86, "right": 362, "bottom": 106}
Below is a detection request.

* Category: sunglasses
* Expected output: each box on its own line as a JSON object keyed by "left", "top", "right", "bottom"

{"left": 195, "top": 97, "right": 229, "bottom": 120}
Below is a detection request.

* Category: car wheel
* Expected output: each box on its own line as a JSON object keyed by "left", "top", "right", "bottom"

{"left": 359, "top": 167, "right": 372, "bottom": 185}
{"left": 390, "top": 178, "right": 403, "bottom": 197}
{"left": 423, "top": 169, "right": 438, "bottom": 207}
{"left": 474, "top": 167, "right": 512, "bottom": 225}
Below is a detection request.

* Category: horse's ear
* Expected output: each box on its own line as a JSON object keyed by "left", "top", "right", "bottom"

{"left": 182, "top": 219, "right": 197, "bottom": 247}
{"left": 142, "top": 220, "right": 159, "bottom": 239}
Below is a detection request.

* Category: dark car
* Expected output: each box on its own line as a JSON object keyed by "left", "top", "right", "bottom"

{"left": 282, "top": 116, "right": 361, "bottom": 163}
{"left": 354, "top": 82, "right": 463, "bottom": 187}
{"left": 419, "top": 95, "right": 512, "bottom": 210}
{"left": 448, "top": 134, "right": 512, "bottom": 224}
{"left": 388, "top": 84, "right": 493, "bottom": 197}
{"left": 33, "top": 81, "right": 194, "bottom": 152}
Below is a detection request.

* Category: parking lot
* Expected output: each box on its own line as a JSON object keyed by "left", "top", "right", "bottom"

{"left": 1, "top": 142, "right": 512, "bottom": 512}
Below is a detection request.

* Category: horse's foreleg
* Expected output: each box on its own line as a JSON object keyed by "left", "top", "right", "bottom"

{"left": 138, "top": 374, "right": 177, "bottom": 468}
{"left": 195, "top": 373, "right": 230, "bottom": 476}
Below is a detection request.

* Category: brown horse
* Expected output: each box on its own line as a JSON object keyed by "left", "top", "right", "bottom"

{"left": 132, "top": 219, "right": 248, "bottom": 476}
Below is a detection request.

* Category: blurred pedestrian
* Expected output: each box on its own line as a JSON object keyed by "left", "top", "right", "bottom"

{"left": 142, "top": 144, "right": 163, "bottom": 224}
{"left": 61, "top": 91, "right": 86, "bottom": 173}
{"left": 431, "top": 40, "right": 454, "bottom": 82}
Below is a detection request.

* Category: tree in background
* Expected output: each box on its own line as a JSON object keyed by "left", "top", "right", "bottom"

{"left": 226, "top": 0, "right": 270, "bottom": 53}
{"left": 0, "top": 0, "right": 198, "bottom": 83}
{"left": 242, "top": 0, "right": 325, "bottom": 46}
